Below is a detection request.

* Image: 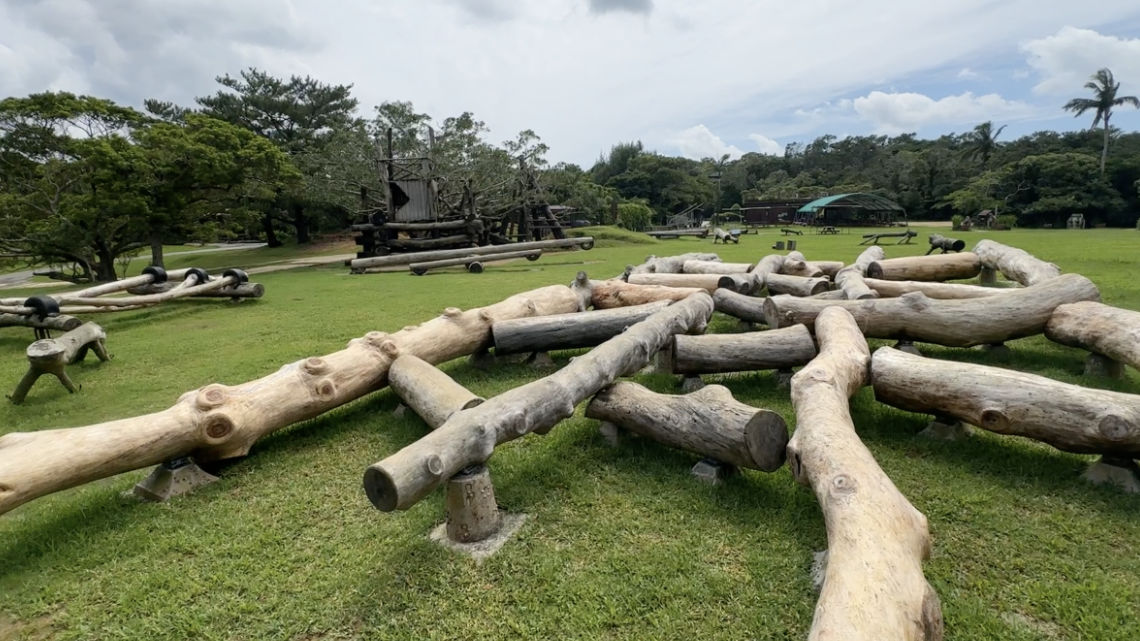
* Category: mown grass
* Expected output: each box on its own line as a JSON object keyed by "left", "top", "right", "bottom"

{"left": 1, "top": 226, "right": 1138, "bottom": 640}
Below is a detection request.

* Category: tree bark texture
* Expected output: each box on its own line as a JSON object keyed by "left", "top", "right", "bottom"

{"left": 388, "top": 354, "right": 484, "bottom": 429}
{"left": 629, "top": 253, "right": 721, "bottom": 275}
{"left": 580, "top": 277, "right": 704, "bottom": 310}
{"left": 866, "top": 252, "right": 981, "bottom": 281}
{"left": 787, "top": 307, "right": 943, "bottom": 641}
{"left": 1045, "top": 301, "right": 1140, "bottom": 372}
{"left": 779, "top": 251, "right": 825, "bottom": 278}
{"left": 973, "top": 240, "right": 1061, "bottom": 286}
{"left": 763, "top": 273, "right": 1099, "bottom": 347}
{"left": 362, "top": 292, "right": 715, "bottom": 512}
{"left": 765, "top": 273, "right": 830, "bottom": 297}
{"left": 584, "top": 381, "right": 788, "bottom": 471}
{"left": 671, "top": 324, "right": 817, "bottom": 374}
{"left": 350, "top": 237, "right": 593, "bottom": 271}
{"left": 493, "top": 301, "right": 671, "bottom": 354}
{"left": 628, "top": 273, "right": 739, "bottom": 293}
{"left": 712, "top": 288, "right": 768, "bottom": 324}
{"left": 0, "top": 285, "right": 581, "bottom": 516}
{"left": 863, "top": 278, "right": 1010, "bottom": 300}
{"left": 683, "top": 259, "right": 752, "bottom": 274}
{"left": 834, "top": 246, "right": 884, "bottom": 300}
{"left": 872, "top": 347, "right": 1140, "bottom": 457}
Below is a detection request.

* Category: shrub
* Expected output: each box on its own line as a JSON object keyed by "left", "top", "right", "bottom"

{"left": 951, "top": 215, "right": 963, "bottom": 231}
{"left": 996, "top": 214, "right": 1017, "bottom": 230}
{"left": 616, "top": 201, "right": 653, "bottom": 232}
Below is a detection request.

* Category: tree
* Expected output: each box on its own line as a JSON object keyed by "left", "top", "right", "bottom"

{"left": 963, "top": 121, "right": 1006, "bottom": 167}
{"left": 1063, "top": 68, "right": 1139, "bottom": 175}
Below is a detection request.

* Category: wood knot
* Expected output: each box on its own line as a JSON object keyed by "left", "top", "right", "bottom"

{"left": 401, "top": 325, "right": 418, "bottom": 332}
{"left": 202, "top": 413, "right": 235, "bottom": 442}
{"left": 1098, "top": 415, "right": 1133, "bottom": 441}
{"left": 196, "top": 385, "right": 228, "bottom": 410}
{"left": 443, "top": 307, "right": 462, "bottom": 318}
{"left": 829, "top": 474, "right": 857, "bottom": 496}
{"left": 364, "top": 331, "right": 387, "bottom": 346}
{"left": 380, "top": 340, "right": 400, "bottom": 358}
{"left": 478, "top": 309, "right": 494, "bottom": 322}
{"left": 303, "top": 357, "right": 328, "bottom": 375}
{"left": 980, "top": 408, "right": 1009, "bottom": 432}
{"left": 314, "top": 378, "right": 337, "bottom": 401}
{"left": 424, "top": 455, "right": 444, "bottom": 477}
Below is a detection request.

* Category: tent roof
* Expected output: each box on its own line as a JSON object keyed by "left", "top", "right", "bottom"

{"left": 797, "top": 193, "right": 905, "bottom": 214}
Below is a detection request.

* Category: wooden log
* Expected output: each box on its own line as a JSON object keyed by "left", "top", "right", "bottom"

{"left": 579, "top": 276, "right": 703, "bottom": 310}
{"left": 743, "top": 254, "right": 787, "bottom": 294}
{"left": 872, "top": 347, "right": 1140, "bottom": 458}
{"left": 671, "top": 325, "right": 817, "bottom": 374}
{"left": 866, "top": 252, "right": 981, "bottom": 281}
{"left": 382, "top": 219, "right": 468, "bottom": 232}
{"left": 350, "top": 237, "right": 594, "bottom": 271}
{"left": 54, "top": 272, "right": 240, "bottom": 308}
{"left": 712, "top": 227, "right": 739, "bottom": 244}
{"left": 630, "top": 252, "right": 720, "bottom": 275}
{"left": 0, "top": 285, "right": 582, "bottom": 516}
{"left": 787, "top": 308, "right": 943, "bottom": 641}
{"left": 584, "top": 381, "right": 788, "bottom": 471}
{"left": 388, "top": 355, "right": 483, "bottom": 429}
{"left": 834, "top": 246, "right": 883, "bottom": 300}
{"left": 363, "top": 292, "right": 715, "bottom": 511}
{"left": 0, "top": 268, "right": 195, "bottom": 307}
{"left": 9, "top": 322, "right": 109, "bottom": 404}
{"left": 645, "top": 229, "right": 708, "bottom": 238}
{"left": 764, "top": 273, "right": 1099, "bottom": 347}
{"left": 806, "top": 261, "right": 843, "bottom": 278}
{"left": 628, "top": 273, "right": 734, "bottom": 293}
{"left": 925, "top": 234, "right": 965, "bottom": 254}
{"left": 765, "top": 273, "right": 830, "bottom": 297}
{"left": 125, "top": 281, "right": 265, "bottom": 298}
{"left": 387, "top": 234, "right": 475, "bottom": 250}
{"left": 0, "top": 313, "right": 83, "bottom": 331}
{"left": 712, "top": 288, "right": 768, "bottom": 324}
{"left": 493, "top": 301, "right": 671, "bottom": 354}
{"left": 683, "top": 259, "right": 751, "bottom": 274}
{"left": 716, "top": 274, "right": 761, "bottom": 296}
{"left": 863, "top": 278, "right": 1010, "bottom": 299}
{"left": 1046, "top": 301, "right": 1140, "bottom": 372}
{"left": 860, "top": 230, "right": 917, "bottom": 245}
{"left": 408, "top": 250, "right": 542, "bottom": 275}
{"left": 779, "top": 251, "right": 825, "bottom": 278}
{"left": 973, "top": 240, "right": 1060, "bottom": 286}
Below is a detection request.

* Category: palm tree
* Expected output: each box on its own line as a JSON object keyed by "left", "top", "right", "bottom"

{"left": 964, "top": 121, "right": 1006, "bottom": 167}
{"left": 1063, "top": 67, "right": 1139, "bottom": 175}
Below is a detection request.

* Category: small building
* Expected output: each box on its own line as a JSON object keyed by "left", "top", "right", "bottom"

{"left": 794, "top": 193, "right": 906, "bottom": 226}
{"left": 740, "top": 198, "right": 811, "bottom": 226}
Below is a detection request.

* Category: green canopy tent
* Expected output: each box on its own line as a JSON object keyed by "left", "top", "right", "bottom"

{"left": 794, "top": 193, "right": 906, "bottom": 226}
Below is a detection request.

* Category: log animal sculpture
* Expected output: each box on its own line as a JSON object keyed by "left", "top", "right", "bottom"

{"left": 925, "top": 234, "right": 965, "bottom": 255}
{"left": 787, "top": 307, "right": 944, "bottom": 641}
{"left": 712, "top": 227, "right": 739, "bottom": 244}
{"left": 363, "top": 292, "right": 715, "bottom": 512}
{"left": 0, "top": 284, "right": 583, "bottom": 516}
{"left": 1046, "top": 301, "right": 1140, "bottom": 373}
{"left": 762, "top": 273, "right": 1099, "bottom": 347}
{"left": 833, "top": 246, "right": 884, "bottom": 300}
{"left": 492, "top": 301, "right": 671, "bottom": 354}
{"left": 671, "top": 325, "right": 817, "bottom": 375}
{"left": 9, "top": 322, "right": 110, "bottom": 404}
{"left": 585, "top": 381, "right": 788, "bottom": 472}
{"left": 974, "top": 239, "right": 1060, "bottom": 286}
{"left": 872, "top": 347, "right": 1140, "bottom": 459}
{"left": 866, "top": 252, "right": 981, "bottom": 281}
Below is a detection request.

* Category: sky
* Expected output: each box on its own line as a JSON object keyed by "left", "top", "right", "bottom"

{"left": 3, "top": 0, "right": 1140, "bottom": 167}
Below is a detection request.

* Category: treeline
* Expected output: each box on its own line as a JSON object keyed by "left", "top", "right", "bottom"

{"left": 2, "top": 67, "right": 1138, "bottom": 280}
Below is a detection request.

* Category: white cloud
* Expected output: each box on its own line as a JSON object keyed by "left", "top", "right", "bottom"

{"left": 1022, "top": 27, "right": 1140, "bottom": 95}
{"left": 957, "top": 67, "right": 980, "bottom": 80}
{"left": 851, "top": 91, "right": 1035, "bottom": 133}
{"left": 669, "top": 125, "right": 743, "bottom": 160}
{"left": 748, "top": 133, "right": 783, "bottom": 155}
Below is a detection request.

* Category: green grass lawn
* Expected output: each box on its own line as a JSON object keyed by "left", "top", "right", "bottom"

{"left": 1, "top": 227, "right": 1138, "bottom": 640}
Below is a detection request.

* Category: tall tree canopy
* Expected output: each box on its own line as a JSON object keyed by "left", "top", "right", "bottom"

{"left": 1063, "top": 67, "right": 1140, "bottom": 175}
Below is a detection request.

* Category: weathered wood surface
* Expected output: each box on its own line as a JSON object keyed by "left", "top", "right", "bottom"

{"left": 866, "top": 252, "right": 981, "bottom": 281}
{"left": 925, "top": 234, "right": 965, "bottom": 254}
{"left": 873, "top": 347, "right": 1140, "bottom": 457}
{"left": 0, "top": 268, "right": 194, "bottom": 307}
{"left": 779, "top": 251, "right": 825, "bottom": 278}
{"left": 0, "top": 285, "right": 582, "bottom": 516}
{"left": 716, "top": 274, "right": 761, "bottom": 296}
{"left": 645, "top": 229, "right": 708, "bottom": 239}
{"left": 389, "top": 355, "right": 483, "bottom": 429}
{"left": 579, "top": 275, "right": 703, "bottom": 310}
{"left": 127, "top": 281, "right": 265, "bottom": 298}
{"left": 744, "top": 254, "right": 788, "bottom": 294}
{"left": 764, "top": 273, "right": 1099, "bottom": 347}
{"left": 713, "top": 227, "right": 739, "bottom": 244}
{"left": 629, "top": 252, "right": 720, "bottom": 275}
{"left": 834, "top": 246, "right": 883, "bottom": 300}
{"left": 1046, "top": 301, "right": 1140, "bottom": 372}
{"left": 0, "top": 313, "right": 83, "bottom": 331}
{"left": 765, "top": 273, "right": 830, "bottom": 297}
{"left": 712, "top": 288, "right": 768, "bottom": 324}
{"left": 493, "top": 301, "right": 671, "bottom": 354}
{"left": 628, "top": 273, "right": 737, "bottom": 293}
{"left": 10, "top": 322, "right": 109, "bottom": 404}
{"left": 683, "top": 259, "right": 751, "bottom": 274}
{"left": 863, "top": 278, "right": 1010, "bottom": 300}
{"left": 672, "top": 324, "right": 817, "bottom": 374}
{"left": 787, "top": 308, "right": 943, "bottom": 641}
{"left": 363, "top": 292, "right": 715, "bottom": 512}
{"left": 806, "top": 261, "right": 844, "bottom": 278}
{"left": 50, "top": 272, "right": 240, "bottom": 308}
{"left": 973, "top": 239, "right": 1060, "bottom": 286}
{"left": 409, "top": 250, "right": 541, "bottom": 275}
{"left": 585, "top": 381, "right": 788, "bottom": 471}
{"left": 350, "top": 237, "right": 593, "bottom": 271}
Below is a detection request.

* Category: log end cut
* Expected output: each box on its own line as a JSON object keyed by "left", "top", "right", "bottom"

{"left": 744, "top": 410, "right": 790, "bottom": 472}
{"left": 363, "top": 464, "right": 400, "bottom": 512}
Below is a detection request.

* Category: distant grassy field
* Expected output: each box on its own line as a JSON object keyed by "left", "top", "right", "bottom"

{"left": 1, "top": 226, "right": 1138, "bottom": 640}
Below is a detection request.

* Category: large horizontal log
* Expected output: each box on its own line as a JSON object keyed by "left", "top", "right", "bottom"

{"left": 672, "top": 324, "right": 817, "bottom": 374}
{"left": 788, "top": 308, "right": 943, "bottom": 641}
{"left": 807, "top": 261, "right": 843, "bottom": 279}
{"left": 779, "top": 251, "right": 824, "bottom": 278}
{"left": 126, "top": 281, "right": 265, "bottom": 298}
{"left": 363, "top": 292, "right": 715, "bottom": 511}
{"left": 409, "top": 249, "right": 541, "bottom": 275}
{"left": 579, "top": 276, "right": 703, "bottom": 310}
{"left": 386, "top": 234, "right": 475, "bottom": 250}
{"left": 863, "top": 278, "right": 1010, "bottom": 300}
{"left": 764, "top": 273, "right": 1099, "bottom": 347}
{"left": 630, "top": 252, "right": 720, "bottom": 275}
{"left": 0, "top": 285, "right": 582, "bottom": 516}
{"left": 834, "top": 246, "right": 884, "bottom": 300}
{"left": 10, "top": 322, "right": 109, "bottom": 404}
{"left": 765, "top": 273, "right": 830, "bottom": 297}
{"left": 973, "top": 239, "right": 1060, "bottom": 286}
{"left": 585, "top": 381, "right": 788, "bottom": 471}
{"left": 388, "top": 354, "right": 483, "bottom": 429}
{"left": 0, "top": 268, "right": 194, "bottom": 307}
{"left": 872, "top": 347, "right": 1140, "bottom": 457}
{"left": 350, "top": 237, "right": 594, "bottom": 270}
{"left": 1045, "top": 301, "right": 1140, "bottom": 372}
{"left": 645, "top": 229, "right": 708, "bottom": 238}
{"left": 866, "top": 252, "right": 981, "bottom": 281}
{"left": 381, "top": 219, "right": 469, "bottom": 231}
{"left": 0, "top": 313, "right": 84, "bottom": 331}
{"left": 493, "top": 301, "right": 671, "bottom": 354}
{"left": 683, "top": 259, "right": 751, "bottom": 274}
{"left": 628, "top": 273, "right": 737, "bottom": 293}
{"left": 712, "top": 288, "right": 767, "bottom": 324}
{"left": 925, "top": 234, "right": 965, "bottom": 254}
